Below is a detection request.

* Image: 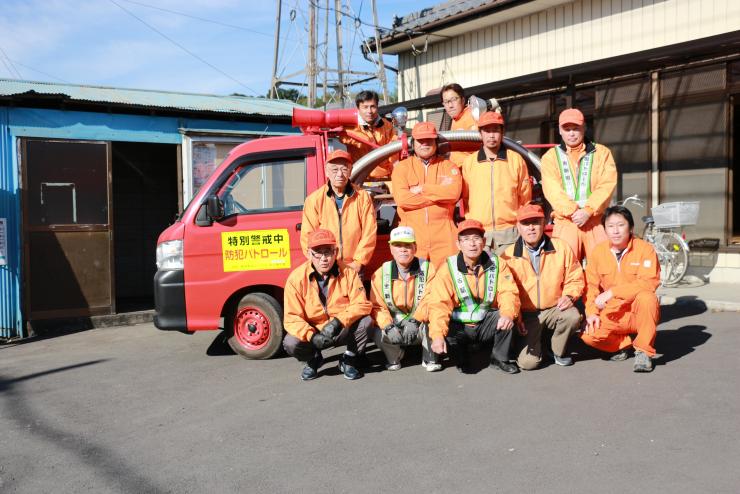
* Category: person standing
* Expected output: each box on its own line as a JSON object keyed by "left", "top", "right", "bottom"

{"left": 541, "top": 108, "right": 617, "bottom": 260}
{"left": 391, "top": 122, "right": 462, "bottom": 267}
{"left": 461, "top": 111, "right": 532, "bottom": 255}
{"left": 283, "top": 229, "right": 373, "bottom": 381}
{"left": 369, "top": 226, "right": 441, "bottom": 372}
{"left": 339, "top": 90, "right": 398, "bottom": 181}
{"left": 581, "top": 206, "right": 660, "bottom": 372}
{"left": 502, "top": 204, "right": 584, "bottom": 370}
{"left": 300, "top": 149, "right": 377, "bottom": 275}
{"left": 427, "top": 219, "right": 521, "bottom": 374}
{"left": 441, "top": 83, "right": 478, "bottom": 167}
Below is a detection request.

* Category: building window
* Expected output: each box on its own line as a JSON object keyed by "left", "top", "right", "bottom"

{"left": 191, "top": 139, "right": 248, "bottom": 198}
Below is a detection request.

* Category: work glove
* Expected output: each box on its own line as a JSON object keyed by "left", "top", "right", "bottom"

{"left": 310, "top": 331, "right": 333, "bottom": 350}
{"left": 383, "top": 323, "right": 403, "bottom": 345}
{"left": 400, "top": 318, "right": 421, "bottom": 346}
{"left": 320, "top": 318, "right": 344, "bottom": 339}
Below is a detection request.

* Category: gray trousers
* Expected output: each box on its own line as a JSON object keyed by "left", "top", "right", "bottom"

{"left": 516, "top": 306, "right": 581, "bottom": 370}
{"left": 484, "top": 227, "right": 519, "bottom": 256}
{"left": 370, "top": 323, "right": 437, "bottom": 365}
{"left": 283, "top": 315, "right": 372, "bottom": 362}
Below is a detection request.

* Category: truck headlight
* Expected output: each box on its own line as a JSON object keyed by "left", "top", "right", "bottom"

{"left": 156, "top": 240, "right": 183, "bottom": 270}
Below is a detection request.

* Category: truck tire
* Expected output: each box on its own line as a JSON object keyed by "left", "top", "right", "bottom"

{"left": 227, "top": 292, "right": 284, "bottom": 359}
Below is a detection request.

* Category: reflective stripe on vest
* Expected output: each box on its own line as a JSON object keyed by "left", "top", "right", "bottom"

{"left": 381, "top": 259, "right": 429, "bottom": 324}
{"left": 555, "top": 146, "right": 594, "bottom": 208}
{"left": 447, "top": 255, "right": 499, "bottom": 323}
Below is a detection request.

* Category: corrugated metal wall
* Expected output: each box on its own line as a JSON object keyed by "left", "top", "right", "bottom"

{"left": 0, "top": 108, "right": 22, "bottom": 338}
{"left": 398, "top": 0, "right": 740, "bottom": 99}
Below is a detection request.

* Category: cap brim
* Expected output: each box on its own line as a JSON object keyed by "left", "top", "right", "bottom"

{"left": 389, "top": 239, "right": 416, "bottom": 244}
{"left": 412, "top": 133, "right": 437, "bottom": 139}
{"left": 517, "top": 214, "right": 545, "bottom": 222}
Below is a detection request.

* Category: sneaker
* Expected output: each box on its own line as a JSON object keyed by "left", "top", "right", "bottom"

{"left": 490, "top": 359, "right": 520, "bottom": 374}
{"left": 633, "top": 350, "right": 653, "bottom": 373}
{"left": 421, "top": 360, "right": 442, "bottom": 372}
{"left": 610, "top": 349, "right": 631, "bottom": 361}
{"left": 385, "top": 349, "right": 405, "bottom": 371}
{"left": 338, "top": 354, "right": 363, "bottom": 380}
{"left": 553, "top": 354, "right": 574, "bottom": 366}
{"left": 300, "top": 353, "right": 323, "bottom": 381}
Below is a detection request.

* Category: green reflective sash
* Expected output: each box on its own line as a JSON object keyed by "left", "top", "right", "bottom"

{"left": 381, "top": 259, "right": 429, "bottom": 324}
{"left": 555, "top": 146, "right": 594, "bottom": 208}
{"left": 447, "top": 255, "right": 498, "bottom": 323}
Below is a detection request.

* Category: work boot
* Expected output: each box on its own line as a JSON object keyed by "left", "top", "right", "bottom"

{"left": 300, "top": 353, "right": 324, "bottom": 381}
{"left": 490, "top": 358, "right": 520, "bottom": 374}
{"left": 338, "top": 354, "right": 363, "bottom": 380}
{"left": 633, "top": 350, "right": 654, "bottom": 372}
{"left": 553, "top": 354, "right": 574, "bottom": 366}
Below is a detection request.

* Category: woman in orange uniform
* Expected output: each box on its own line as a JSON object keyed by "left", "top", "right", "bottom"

{"left": 582, "top": 206, "right": 660, "bottom": 373}
{"left": 391, "top": 122, "right": 462, "bottom": 267}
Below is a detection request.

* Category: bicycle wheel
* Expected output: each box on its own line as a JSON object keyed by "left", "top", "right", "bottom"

{"left": 653, "top": 231, "right": 688, "bottom": 286}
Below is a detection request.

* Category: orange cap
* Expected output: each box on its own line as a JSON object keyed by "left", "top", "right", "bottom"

{"left": 559, "top": 108, "right": 585, "bottom": 127}
{"left": 457, "top": 219, "right": 485, "bottom": 235}
{"left": 325, "top": 149, "right": 353, "bottom": 164}
{"left": 307, "top": 229, "right": 337, "bottom": 248}
{"left": 478, "top": 111, "right": 505, "bottom": 128}
{"left": 411, "top": 121, "right": 438, "bottom": 140}
{"left": 516, "top": 203, "right": 545, "bottom": 222}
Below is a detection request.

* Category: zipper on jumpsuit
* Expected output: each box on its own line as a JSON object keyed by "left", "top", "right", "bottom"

{"left": 490, "top": 159, "right": 495, "bottom": 231}
{"left": 334, "top": 197, "right": 344, "bottom": 260}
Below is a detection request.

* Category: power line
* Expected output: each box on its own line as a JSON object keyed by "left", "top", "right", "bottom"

{"left": 308, "top": 0, "right": 393, "bottom": 32}
{"left": 119, "top": 0, "right": 296, "bottom": 42}
{"left": 1, "top": 58, "right": 71, "bottom": 83}
{"left": 108, "top": 0, "right": 258, "bottom": 95}
{"left": 0, "top": 45, "right": 23, "bottom": 79}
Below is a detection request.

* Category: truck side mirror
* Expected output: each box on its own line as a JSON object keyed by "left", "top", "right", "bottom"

{"left": 206, "top": 195, "right": 224, "bottom": 221}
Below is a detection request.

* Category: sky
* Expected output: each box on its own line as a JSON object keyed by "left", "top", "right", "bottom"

{"left": 0, "top": 0, "right": 437, "bottom": 98}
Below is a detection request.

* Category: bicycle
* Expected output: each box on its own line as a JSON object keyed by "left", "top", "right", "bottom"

{"left": 619, "top": 195, "right": 698, "bottom": 286}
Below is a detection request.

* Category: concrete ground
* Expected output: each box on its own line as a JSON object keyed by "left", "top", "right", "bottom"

{"left": 1, "top": 304, "right": 739, "bottom": 494}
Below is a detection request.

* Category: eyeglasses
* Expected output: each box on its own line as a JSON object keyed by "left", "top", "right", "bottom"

{"left": 442, "top": 96, "right": 460, "bottom": 105}
{"left": 310, "top": 249, "right": 335, "bottom": 259}
{"left": 327, "top": 165, "right": 350, "bottom": 175}
{"left": 459, "top": 235, "right": 483, "bottom": 243}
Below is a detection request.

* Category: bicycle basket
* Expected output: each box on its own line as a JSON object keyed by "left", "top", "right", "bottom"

{"left": 650, "top": 201, "right": 700, "bottom": 228}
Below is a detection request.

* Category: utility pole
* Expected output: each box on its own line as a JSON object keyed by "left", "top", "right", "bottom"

{"left": 370, "top": 0, "right": 389, "bottom": 103}
{"left": 322, "top": 0, "right": 330, "bottom": 108}
{"left": 269, "top": 0, "right": 282, "bottom": 98}
{"left": 334, "top": 0, "right": 346, "bottom": 106}
{"left": 308, "top": 1, "right": 317, "bottom": 107}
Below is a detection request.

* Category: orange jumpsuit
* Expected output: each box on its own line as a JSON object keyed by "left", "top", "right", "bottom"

{"left": 427, "top": 252, "right": 520, "bottom": 341}
{"left": 391, "top": 155, "right": 462, "bottom": 267}
{"left": 461, "top": 147, "right": 532, "bottom": 231}
{"left": 339, "top": 118, "right": 398, "bottom": 180}
{"left": 300, "top": 183, "right": 377, "bottom": 268}
{"left": 283, "top": 260, "right": 372, "bottom": 342}
{"left": 541, "top": 140, "right": 617, "bottom": 260}
{"left": 448, "top": 106, "right": 478, "bottom": 167}
{"left": 581, "top": 237, "right": 660, "bottom": 356}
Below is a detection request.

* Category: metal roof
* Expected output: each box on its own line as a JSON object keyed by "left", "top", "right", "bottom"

{"left": 388, "top": 0, "right": 500, "bottom": 33}
{"left": 0, "top": 79, "right": 301, "bottom": 118}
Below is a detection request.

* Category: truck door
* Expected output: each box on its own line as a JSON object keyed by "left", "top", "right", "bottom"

{"left": 183, "top": 143, "right": 320, "bottom": 330}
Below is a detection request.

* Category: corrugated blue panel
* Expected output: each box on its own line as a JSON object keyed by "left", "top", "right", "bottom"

{"left": 0, "top": 79, "right": 301, "bottom": 117}
{"left": 0, "top": 108, "right": 22, "bottom": 338}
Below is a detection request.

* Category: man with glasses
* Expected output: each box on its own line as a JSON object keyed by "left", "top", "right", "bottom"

{"left": 339, "top": 90, "right": 398, "bottom": 181}
{"left": 502, "top": 204, "right": 584, "bottom": 370}
{"left": 427, "top": 219, "right": 521, "bottom": 374}
{"left": 541, "top": 108, "right": 617, "bottom": 261}
{"left": 369, "top": 226, "right": 441, "bottom": 372}
{"left": 441, "top": 83, "right": 477, "bottom": 167}
{"left": 391, "top": 122, "right": 462, "bottom": 267}
{"left": 300, "top": 149, "right": 377, "bottom": 275}
{"left": 283, "top": 229, "right": 373, "bottom": 381}
{"left": 461, "top": 111, "right": 532, "bottom": 255}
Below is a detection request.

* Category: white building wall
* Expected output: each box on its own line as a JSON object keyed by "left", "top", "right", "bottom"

{"left": 398, "top": 0, "right": 740, "bottom": 100}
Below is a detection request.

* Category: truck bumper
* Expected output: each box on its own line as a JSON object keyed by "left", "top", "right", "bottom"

{"left": 153, "top": 269, "right": 187, "bottom": 331}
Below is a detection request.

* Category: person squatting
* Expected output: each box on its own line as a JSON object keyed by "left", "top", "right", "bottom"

{"left": 284, "top": 102, "right": 660, "bottom": 381}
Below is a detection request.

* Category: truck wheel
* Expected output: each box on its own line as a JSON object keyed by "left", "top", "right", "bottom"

{"left": 227, "top": 293, "right": 284, "bottom": 359}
